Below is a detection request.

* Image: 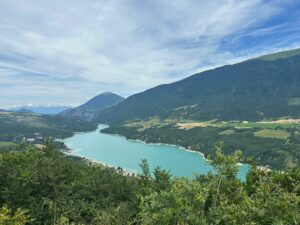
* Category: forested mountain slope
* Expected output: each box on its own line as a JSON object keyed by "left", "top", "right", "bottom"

{"left": 61, "top": 92, "right": 124, "bottom": 121}
{"left": 96, "top": 48, "right": 300, "bottom": 124}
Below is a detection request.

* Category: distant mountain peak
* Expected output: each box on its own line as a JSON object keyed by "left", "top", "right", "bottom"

{"left": 101, "top": 92, "right": 118, "bottom": 95}
{"left": 60, "top": 92, "right": 124, "bottom": 121}
{"left": 82, "top": 93, "right": 123, "bottom": 108}
{"left": 9, "top": 106, "right": 70, "bottom": 115}
{"left": 16, "top": 108, "right": 35, "bottom": 114}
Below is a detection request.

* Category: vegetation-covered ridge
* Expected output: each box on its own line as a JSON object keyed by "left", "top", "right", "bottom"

{"left": 96, "top": 48, "right": 300, "bottom": 124}
{"left": 102, "top": 118, "right": 300, "bottom": 169}
{"left": 257, "top": 47, "right": 300, "bottom": 61}
{"left": 0, "top": 143, "right": 299, "bottom": 224}
{"left": 60, "top": 92, "right": 124, "bottom": 121}
{"left": 0, "top": 111, "right": 97, "bottom": 144}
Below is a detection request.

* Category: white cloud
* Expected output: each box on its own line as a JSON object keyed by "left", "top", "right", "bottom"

{"left": 0, "top": 0, "right": 298, "bottom": 107}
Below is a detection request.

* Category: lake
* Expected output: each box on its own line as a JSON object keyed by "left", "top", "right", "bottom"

{"left": 64, "top": 124, "right": 249, "bottom": 180}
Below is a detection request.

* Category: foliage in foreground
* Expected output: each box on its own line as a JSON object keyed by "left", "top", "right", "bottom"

{"left": 0, "top": 144, "right": 299, "bottom": 224}
{"left": 0, "top": 205, "right": 30, "bottom": 225}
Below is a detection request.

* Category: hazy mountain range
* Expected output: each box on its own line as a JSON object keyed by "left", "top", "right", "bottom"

{"left": 9, "top": 106, "right": 70, "bottom": 115}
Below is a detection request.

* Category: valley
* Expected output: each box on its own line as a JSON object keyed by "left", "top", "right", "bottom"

{"left": 89, "top": 48, "right": 300, "bottom": 171}
{"left": 2, "top": 49, "right": 300, "bottom": 171}
{"left": 1, "top": 1, "right": 300, "bottom": 224}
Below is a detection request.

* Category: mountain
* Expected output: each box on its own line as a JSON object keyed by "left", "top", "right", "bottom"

{"left": 10, "top": 106, "right": 70, "bottom": 115}
{"left": 61, "top": 92, "right": 124, "bottom": 121}
{"left": 96, "top": 48, "right": 300, "bottom": 124}
{"left": 16, "top": 108, "right": 35, "bottom": 114}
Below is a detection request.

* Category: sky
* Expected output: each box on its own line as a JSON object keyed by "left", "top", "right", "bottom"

{"left": 1, "top": 0, "right": 300, "bottom": 108}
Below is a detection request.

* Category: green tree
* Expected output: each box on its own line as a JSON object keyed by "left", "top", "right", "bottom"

{"left": 0, "top": 205, "right": 30, "bottom": 225}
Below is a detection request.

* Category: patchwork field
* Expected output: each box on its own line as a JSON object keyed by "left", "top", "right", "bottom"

{"left": 288, "top": 98, "right": 300, "bottom": 106}
{"left": 125, "top": 118, "right": 300, "bottom": 131}
{"left": 124, "top": 118, "right": 177, "bottom": 131}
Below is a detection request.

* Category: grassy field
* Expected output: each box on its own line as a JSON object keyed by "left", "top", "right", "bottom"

{"left": 289, "top": 98, "right": 300, "bottom": 106}
{"left": 0, "top": 142, "right": 16, "bottom": 147}
{"left": 213, "top": 120, "right": 299, "bottom": 129}
{"left": 124, "top": 118, "right": 178, "bottom": 131}
{"left": 124, "top": 118, "right": 300, "bottom": 131}
{"left": 254, "top": 129, "right": 291, "bottom": 139}
{"left": 219, "top": 129, "right": 235, "bottom": 135}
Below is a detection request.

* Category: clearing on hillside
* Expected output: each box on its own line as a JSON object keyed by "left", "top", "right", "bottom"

{"left": 254, "top": 129, "right": 290, "bottom": 139}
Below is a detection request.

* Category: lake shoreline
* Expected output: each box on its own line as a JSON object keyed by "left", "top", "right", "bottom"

{"left": 126, "top": 138, "right": 208, "bottom": 162}
{"left": 100, "top": 128, "right": 251, "bottom": 168}
{"left": 99, "top": 126, "right": 209, "bottom": 162}
{"left": 125, "top": 136, "right": 273, "bottom": 171}
{"left": 101, "top": 128, "right": 275, "bottom": 173}
{"left": 64, "top": 148, "right": 137, "bottom": 176}
{"left": 63, "top": 124, "right": 250, "bottom": 180}
{"left": 124, "top": 136, "right": 273, "bottom": 171}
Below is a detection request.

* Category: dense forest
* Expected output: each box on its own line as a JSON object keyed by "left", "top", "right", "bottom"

{"left": 0, "top": 143, "right": 299, "bottom": 224}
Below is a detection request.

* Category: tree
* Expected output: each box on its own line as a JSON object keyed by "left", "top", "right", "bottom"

{"left": 0, "top": 205, "right": 30, "bottom": 225}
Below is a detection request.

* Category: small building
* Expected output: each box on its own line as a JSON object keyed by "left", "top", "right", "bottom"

{"left": 26, "top": 138, "right": 36, "bottom": 142}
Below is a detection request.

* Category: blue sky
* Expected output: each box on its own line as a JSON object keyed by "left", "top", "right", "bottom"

{"left": 1, "top": 0, "right": 300, "bottom": 108}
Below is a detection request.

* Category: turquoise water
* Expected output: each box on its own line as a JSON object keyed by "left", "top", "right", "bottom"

{"left": 64, "top": 124, "right": 249, "bottom": 180}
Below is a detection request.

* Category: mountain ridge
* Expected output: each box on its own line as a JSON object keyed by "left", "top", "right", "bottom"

{"left": 256, "top": 47, "right": 300, "bottom": 61}
{"left": 15, "top": 108, "right": 35, "bottom": 114}
{"left": 96, "top": 48, "right": 300, "bottom": 124}
{"left": 61, "top": 92, "right": 124, "bottom": 121}
{"left": 9, "top": 106, "right": 70, "bottom": 115}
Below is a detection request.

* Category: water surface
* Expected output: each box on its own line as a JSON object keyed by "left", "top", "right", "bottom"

{"left": 64, "top": 124, "right": 248, "bottom": 180}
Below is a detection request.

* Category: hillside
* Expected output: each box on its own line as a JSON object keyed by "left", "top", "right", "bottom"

{"left": 0, "top": 111, "right": 96, "bottom": 143}
{"left": 61, "top": 92, "right": 124, "bottom": 121}
{"left": 96, "top": 48, "right": 300, "bottom": 124}
{"left": 96, "top": 48, "right": 300, "bottom": 169}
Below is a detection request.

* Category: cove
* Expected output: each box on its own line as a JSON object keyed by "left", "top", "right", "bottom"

{"left": 64, "top": 124, "right": 249, "bottom": 180}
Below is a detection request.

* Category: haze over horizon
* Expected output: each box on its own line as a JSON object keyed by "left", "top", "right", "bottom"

{"left": 1, "top": 0, "right": 300, "bottom": 108}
